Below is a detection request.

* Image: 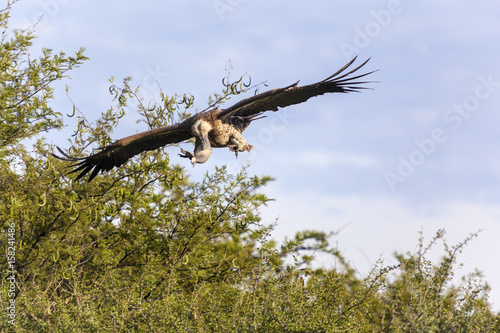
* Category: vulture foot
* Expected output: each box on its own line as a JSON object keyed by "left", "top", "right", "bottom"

{"left": 228, "top": 144, "right": 254, "bottom": 158}
{"left": 178, "top": 148, "right": 194, "bottom": 160}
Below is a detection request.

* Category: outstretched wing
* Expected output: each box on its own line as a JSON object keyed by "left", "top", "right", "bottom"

{"left": 218, "top": 57, "right": 376, "bottom": 122}
{"left": 53, "top": 123, "right": 193, "bottom": 182}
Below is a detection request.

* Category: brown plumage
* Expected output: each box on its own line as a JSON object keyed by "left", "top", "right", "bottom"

{"left": 53, "top": 57, "right": 376, "bottom": 182}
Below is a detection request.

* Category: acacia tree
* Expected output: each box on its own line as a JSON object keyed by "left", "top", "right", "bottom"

{"left": 1, "top": 2, "right": 499, "bottom": 332}
{"left": 0, "top": 3, "right": 287, "bottom": 330}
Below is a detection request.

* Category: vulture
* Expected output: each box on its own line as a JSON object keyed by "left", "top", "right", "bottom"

{"left": 54, "top": 57, "right": 376, "bottom": 182}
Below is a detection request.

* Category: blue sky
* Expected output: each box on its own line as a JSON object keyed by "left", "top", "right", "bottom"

{"left": 9, "top": 0, "right": 500, "bottom": 309}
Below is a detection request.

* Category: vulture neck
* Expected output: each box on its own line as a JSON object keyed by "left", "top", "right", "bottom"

{"left": 190, "top": 119, "right": 213, "bottom": 165}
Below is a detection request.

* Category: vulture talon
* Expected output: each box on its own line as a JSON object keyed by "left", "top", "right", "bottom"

{"left": 178, "top": 148, "right": 193, "bottom": 159}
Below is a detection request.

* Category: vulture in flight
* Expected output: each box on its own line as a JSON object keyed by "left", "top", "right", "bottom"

{"left": 54, "top": 57, "right": 376, "bottom": 182}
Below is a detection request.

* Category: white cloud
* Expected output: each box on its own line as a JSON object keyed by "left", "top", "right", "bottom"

{"left": 294, "top": 150, "right": 378, "bottom": 169}
{"left": 261, "top": 191, "right": 500, "bottom": 309}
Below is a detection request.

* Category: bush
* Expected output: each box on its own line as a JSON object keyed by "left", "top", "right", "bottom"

{"left": 1, "top": 3, "right": 499, "bottom": 331}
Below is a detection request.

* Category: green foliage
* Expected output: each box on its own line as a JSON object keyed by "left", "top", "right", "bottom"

{"left": 0, "top": 3, "right": 87, "bottom": 148}
{"left": 1, "top": 3, "right": 499, "bottom": 332}
{"left": 376, "top": 230, "right": 498, "bottom": 332}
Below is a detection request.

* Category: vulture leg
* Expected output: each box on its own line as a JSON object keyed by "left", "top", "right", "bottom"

{"left": 227, "top": 132, "right": 253, "bottom": 158}
{"left": 227, "top": 144, "right": 254, "bottom": 158}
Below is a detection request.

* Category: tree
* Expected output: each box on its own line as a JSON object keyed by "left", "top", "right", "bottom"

{"left": 0, "top": 3, "right": 87, "bottom": 148}
{"left": 1, "top": 2, "right": 499, "bottom": 332}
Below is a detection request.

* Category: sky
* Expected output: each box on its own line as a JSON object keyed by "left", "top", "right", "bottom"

{"left": 8, "top": 0, "right": 500, "bottom": 309}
